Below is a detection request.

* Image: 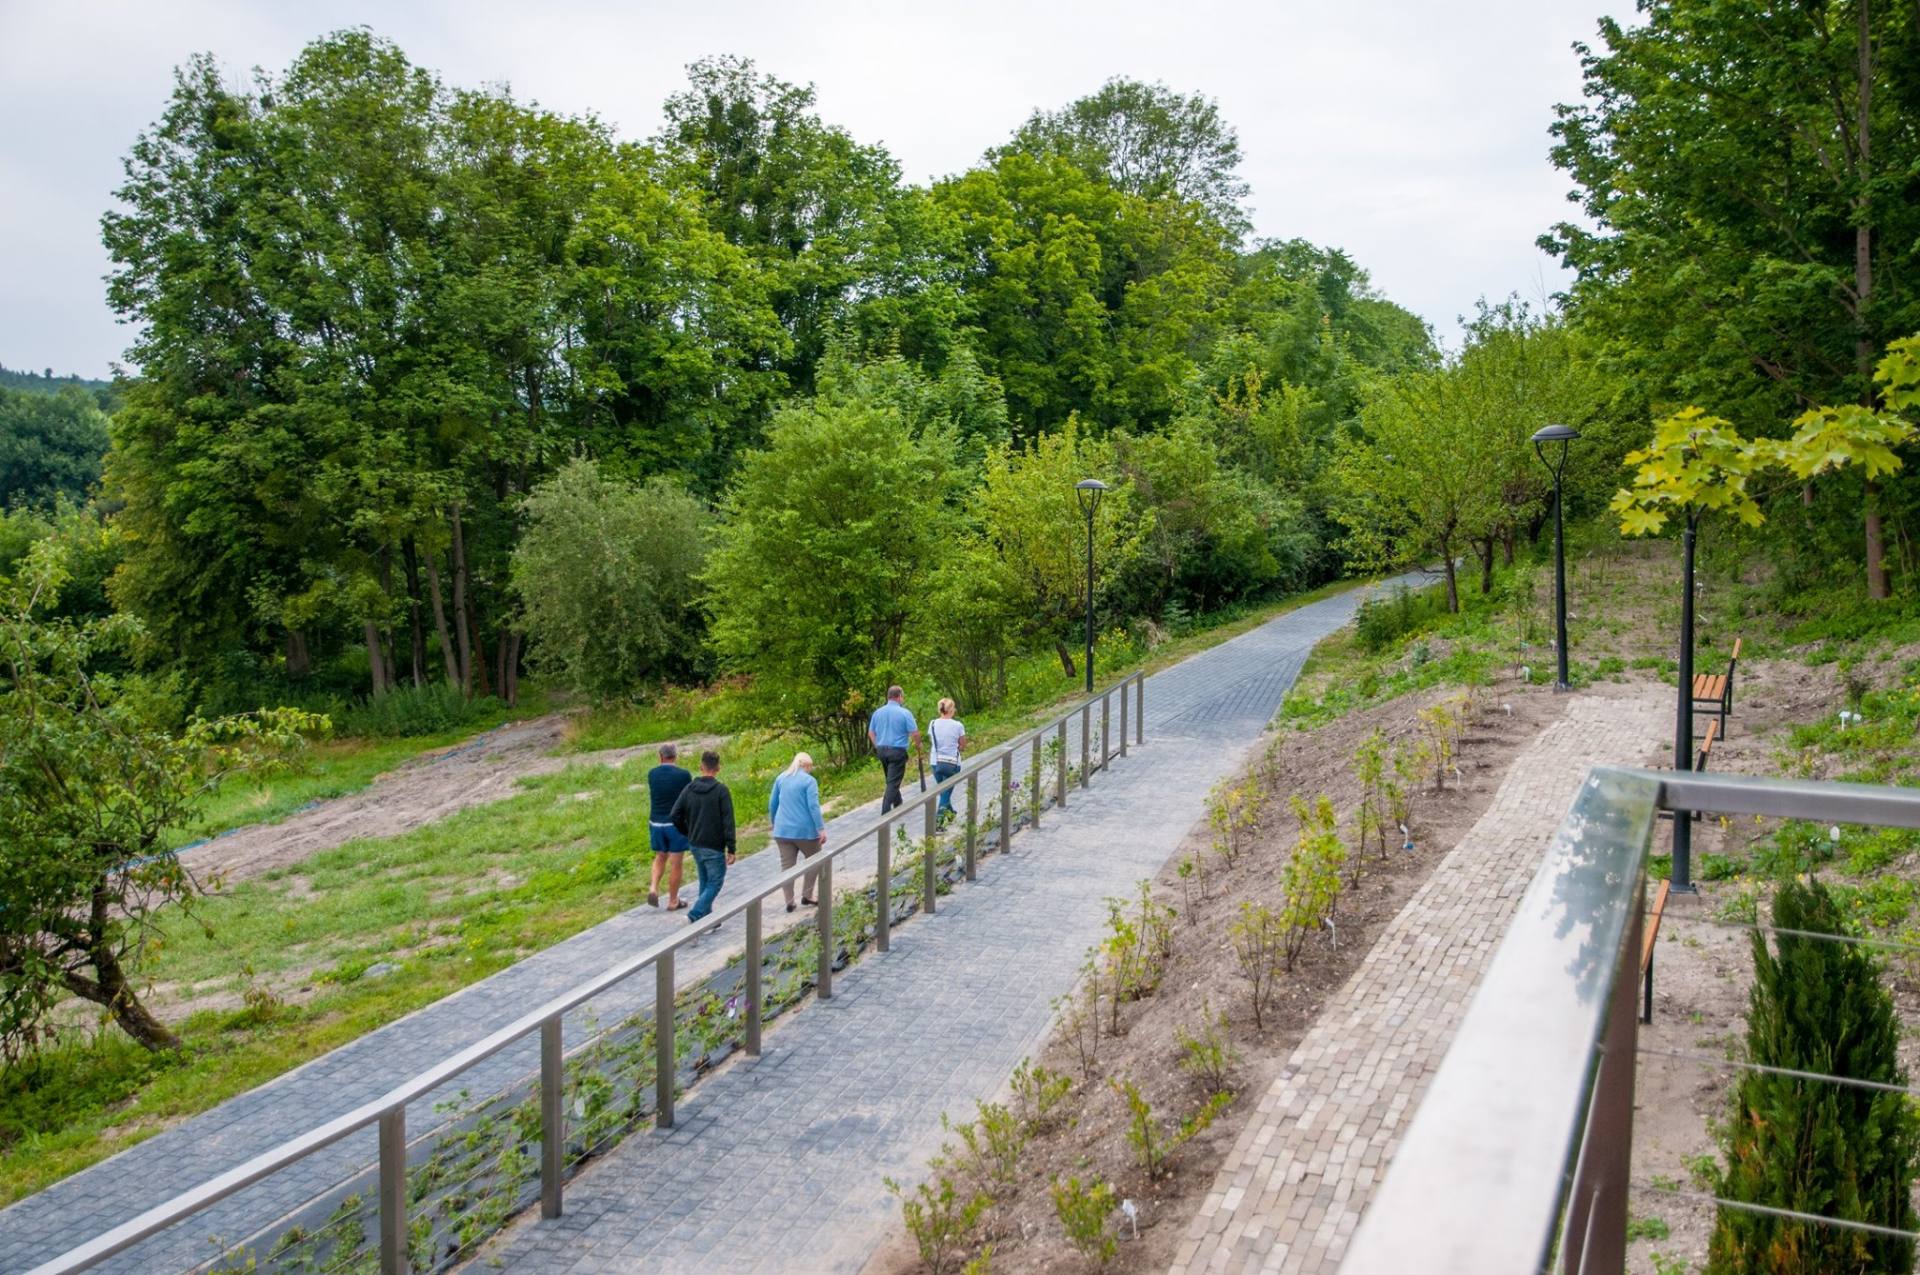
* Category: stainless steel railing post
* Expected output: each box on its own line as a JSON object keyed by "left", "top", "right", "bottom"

{"left": 816, "top": 856, "right": 834, "bottom": 1000}
{"left": 1100, "top": 692, "right": 1111, "bottom": 770}
{"left": 378, "top": 1108, "right": 407, "bottom": 1275}
{"left": 964, "top": 774, "right": 978, "bottom": 880}
{"left": 1119, "top": 680, "right": 1128, "bottom": 758}
{"left": 999, "top": 754, "right": 1012, "bottom": 851}
{"left": 1135, "top": 675, "right": 1144, "bottom": 744}
{"left": 540, "top": 1018, "right": 564, "bottom": 1219}
{"left": 1056, "top": 721, "right": 1068, "bottom": 808}
{"left": 745, "top": 900, "right": 763, "bottom": 1057}
{"left": 1031, "top": 736, "right": 1042, "bottom": 826}
{"left": 1080, "top": 703, "right": 1091, "bottom": 789}
{"left": 654, "top": 953, "right": 674, "bottom": 1129}
{"left": 875, "top": 823, "right": 891, "bottom": 952}
{"left": 1559, "top": 895, "right": 1644, "bottom": 1274}
{"left": 922, "top": 797, "right": 938, "bottom": 915}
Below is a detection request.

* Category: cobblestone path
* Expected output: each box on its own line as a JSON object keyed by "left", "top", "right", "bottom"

{"left": 1168, "top": 686, "right": 1669, "bottom": 1275}
{"left": 0, "top": 575, "right": 1419, "bottom": 1275}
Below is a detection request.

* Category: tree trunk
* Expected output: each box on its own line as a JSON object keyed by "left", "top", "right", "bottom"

{"left": 1441, "top": 549, "right": 1460, "bottom": 613}
{"left": 451, "top": 505, "right": 475, "bottom": 696}
{"left": 401, "top": 539, "right": 427, "bottom": 688}
{"left": 364, "top": 620, "right": 388, "bottom": 698}
{"left": 424, "top": 549, "right": 460, "bottom": 688}
{"left": 494, "top": 625, "right": 509, "bottom": 703}
{"left": 68, "top": 888, "right": 181, "bottom": 1051}
{"left": 1477, "top": 537, "right": 1496, "bottom": 594}
{"left": 1054, "top": 639, "right": 1077, "bottom": 679}
{"left": 1858, "top": 0, "right": 1889, "bottom": 599}
{"left": 285, "top": 628, "right": 311, "bottom": 678}
{"left": 503, "top": 631, "right": 523, "bottom": 706}
{"left": 1501, "top": 528, "right": 1515, "bottom": 566}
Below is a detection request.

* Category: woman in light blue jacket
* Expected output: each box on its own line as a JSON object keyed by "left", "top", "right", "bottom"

{"left": 768, "top": 751, "right": 826, "bottom": 912}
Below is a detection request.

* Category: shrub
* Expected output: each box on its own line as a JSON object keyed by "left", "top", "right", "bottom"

{"left": 1176, "top": 1000, "right": 1238, "bottom": 1093}
{"left": 1111, "top": 1076, "right": 1233, "bottom": 1180}
{"left": 1051, "top": 1176, "right": 1118, "bottom": 1267}
{"left": 511, "top": 458, "right": 710, "bottom": 700}
{"left": 337, "top": 683, "right": 503, "bottom": 738}
{"left": 1009, "top": 1059, "right": 1073, "bottom": 1134}
{"left": 1355, "top": 584, "right": 1447, "bottom": 651}
{"left": 1708, "top": 877, "right": 1920, "bottom": 1273}
{"left": 1229, "top": 902, "right": 1284, "bottom": 1029}
{"left": 944, "top": 1101, "right": 1027, "bottom": 1194}
{"left": 887, "top": 1174, "right": 990, "bottom": 1275}
{"left": 1281, "top": 796, "right": 1345, "bottom": 969}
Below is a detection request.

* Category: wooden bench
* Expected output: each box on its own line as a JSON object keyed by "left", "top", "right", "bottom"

{"left": 1641, "top": 876, "right": 1673, "bottom": 1023}
{"left": 1690, "top": 637, "right": 1742, "bottom": 738}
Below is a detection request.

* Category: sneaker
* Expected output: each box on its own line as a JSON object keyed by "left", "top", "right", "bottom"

{"left": 648, "top": 890, "right": 659, "bottom": 908}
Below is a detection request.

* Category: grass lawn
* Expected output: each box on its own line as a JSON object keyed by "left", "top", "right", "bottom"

{"left": 0, "top": 574, "right": 1379, "bottom": 1203}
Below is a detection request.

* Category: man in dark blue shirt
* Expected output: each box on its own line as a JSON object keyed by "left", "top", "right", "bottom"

{"left": 646, "top": 743, "right": 693, "bottom": 909}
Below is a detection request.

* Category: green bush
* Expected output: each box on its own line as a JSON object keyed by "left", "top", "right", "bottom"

{"left": 337, "top": 684, "right": 503, "bottom": 738}
{"left": 1354, "top": 583, "right": 1449, "bottom": 651}
{"left": 512, "top": 458, "right": 711, "bottom": 701}
{"left": 1050, "top": 1175, "right": 1117, "bottom": 1267}
{"left": 1708, "top": 877, "right": 1920, "bottom": 1273}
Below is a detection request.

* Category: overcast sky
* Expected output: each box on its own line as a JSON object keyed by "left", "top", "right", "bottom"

{"left": 0, "top": 0, "right": 1625, "bottom": 378}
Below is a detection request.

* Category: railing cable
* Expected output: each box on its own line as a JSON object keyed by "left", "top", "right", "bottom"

{"left": 1636, "top": 1044, "right": 1920, "bottom": 1099}
{"left": 1631, "top": 1181, "right": 1920, "bottom": 1243}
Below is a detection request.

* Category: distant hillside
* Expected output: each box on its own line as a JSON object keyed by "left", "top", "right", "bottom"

{"left": 0, "top": 363, "right": 119, "bottom": 410}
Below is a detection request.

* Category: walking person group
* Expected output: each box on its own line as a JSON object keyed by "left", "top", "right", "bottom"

{"left": 641, "top": 685, "right": 967, "bottom": 928}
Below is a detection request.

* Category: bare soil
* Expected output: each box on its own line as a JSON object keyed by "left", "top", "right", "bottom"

{"left": 865, "top": 674, "right": 1568, "bottom": 1275}
{"left": 178, "top": 715, "right": 721, "bottom": 887}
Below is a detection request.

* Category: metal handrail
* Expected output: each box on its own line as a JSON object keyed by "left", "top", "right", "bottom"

{"left": 32, "top": 672, "right": 1147, "bottom": 1275}
{"left": 1340, "top": 767, "right": 1920, "bottom": 1274}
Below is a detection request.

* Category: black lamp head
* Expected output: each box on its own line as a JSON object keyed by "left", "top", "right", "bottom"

{"left": 1531, "top": 423, "right": 1580, "bottom": 476}
{"left": 1075, "top": 477, "right": 1108, "bottom": 516}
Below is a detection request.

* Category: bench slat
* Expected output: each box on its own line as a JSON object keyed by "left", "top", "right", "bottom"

{"left": 1642, "top": 878, "right": 1672, "bottom": 972}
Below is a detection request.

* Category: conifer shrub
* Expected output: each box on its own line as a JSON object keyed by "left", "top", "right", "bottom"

{"left": 1708, "top": 877, "right": 1920, "bottom": 1274}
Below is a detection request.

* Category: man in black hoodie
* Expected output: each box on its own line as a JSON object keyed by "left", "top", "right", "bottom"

{"left": 670, "top": 750, "right": 737, "bottom": 924}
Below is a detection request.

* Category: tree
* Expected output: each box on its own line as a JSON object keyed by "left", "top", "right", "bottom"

{"left": 1005, "top": 77, "right": 1252, "bottom": 233}
{"left": 0, "top": 539, "right": 313, "bottom": 1055}
{"left": 974, "top": 417, "right": 1137, "bottom": 675}
{"left": 1333, "top": 367, "right": 1502, "bottom": 611}
{"left": 1545, "top": 0, "right": 1920, "bottom": 594}
{"left": 704, "top": 396, "right": 957, "bottom": 763}
{"left": 1709, "top": 876, "right": 1920, "bottom": 1273}
{"left": 0, "top": 387, "right": 110, "bottom": 509}
{"left": 657, "top": 55, "right": 944, "bottom": 392}
{"left": 511, "top": 460, "right": 710, "bottom": 701}
{"left": 909, "top": 540, "right": 1023, "bottom": 713}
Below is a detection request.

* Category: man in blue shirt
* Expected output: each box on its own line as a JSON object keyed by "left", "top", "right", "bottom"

{"left": 867, "top": 685, "right": 920, "bottom": 814}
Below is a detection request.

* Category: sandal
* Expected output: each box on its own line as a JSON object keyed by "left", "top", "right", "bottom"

{"left": 670, "top": 900, "right": 688, "bottom": 911}
{"left": 786, "top": 903, "right": 797, "bottom": 914}
{"left": 801, "top": 897, "right": 817, "bottom": 906}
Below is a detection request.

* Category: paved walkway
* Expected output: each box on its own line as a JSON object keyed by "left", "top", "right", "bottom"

{"left": 0, "top": 576, "right": 1416, "bottom": 1275}
{"left": 474, "top": 580, "right": 1424, "bottom": 1275}
{"left": 1168, "top": 686, "right": 1668, "bottom": 1275}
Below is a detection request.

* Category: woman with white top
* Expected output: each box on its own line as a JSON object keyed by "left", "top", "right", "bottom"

{"left": 927, "top": 698, "right": 967, "bottom": 821}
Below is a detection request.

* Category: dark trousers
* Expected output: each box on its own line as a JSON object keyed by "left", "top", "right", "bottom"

{"left": 877, "top": 746, "right": 909, "bottom": 813}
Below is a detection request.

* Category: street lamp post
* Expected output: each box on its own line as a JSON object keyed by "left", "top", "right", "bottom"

{"left": 1075, "top": 479, "right": 1107, "bottom": 693}
{"left": 1531, "top": 424, "right": 1580, "bottom": 692}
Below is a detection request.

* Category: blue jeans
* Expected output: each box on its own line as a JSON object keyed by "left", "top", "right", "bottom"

{"left": 933, "top": 762, "right": 961, "bottom": 814}
{"left": 688, "top": 846, "right": 727, "bottom": 921}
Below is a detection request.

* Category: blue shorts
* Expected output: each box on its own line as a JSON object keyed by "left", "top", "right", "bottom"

{"left": 649, "top": 823, "right": 689, "bottom": 855}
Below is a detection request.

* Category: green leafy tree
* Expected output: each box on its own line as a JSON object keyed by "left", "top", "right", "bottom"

{"left": 511, "top": 460, "right": 710, "bottom": 701}
{"left": 1611, "top": 408, "right": 1768, "bottom": 538}
{"left": 0, "top": 387, "right": 110, "bottom": 509}
{"left": 705, "top": 396, "right": 957, "bottom": 762}
{"left": 910, "top": 541, "right": 1023, "bottom": 713}
{"left": 974, "top": 417, "right": 1136, "bottom": 677}
{"left": 1005, "top": 76, "right": 1252, "bottom": 233}
{"left": 1546, "top": 0, "right": 1920, "bottom": 594}
{"left": 1709, "top": 876, "right": 1920, "bottom": 1273}
{"left": 0, "top": 540, "right": 315, "bottom": 1055}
